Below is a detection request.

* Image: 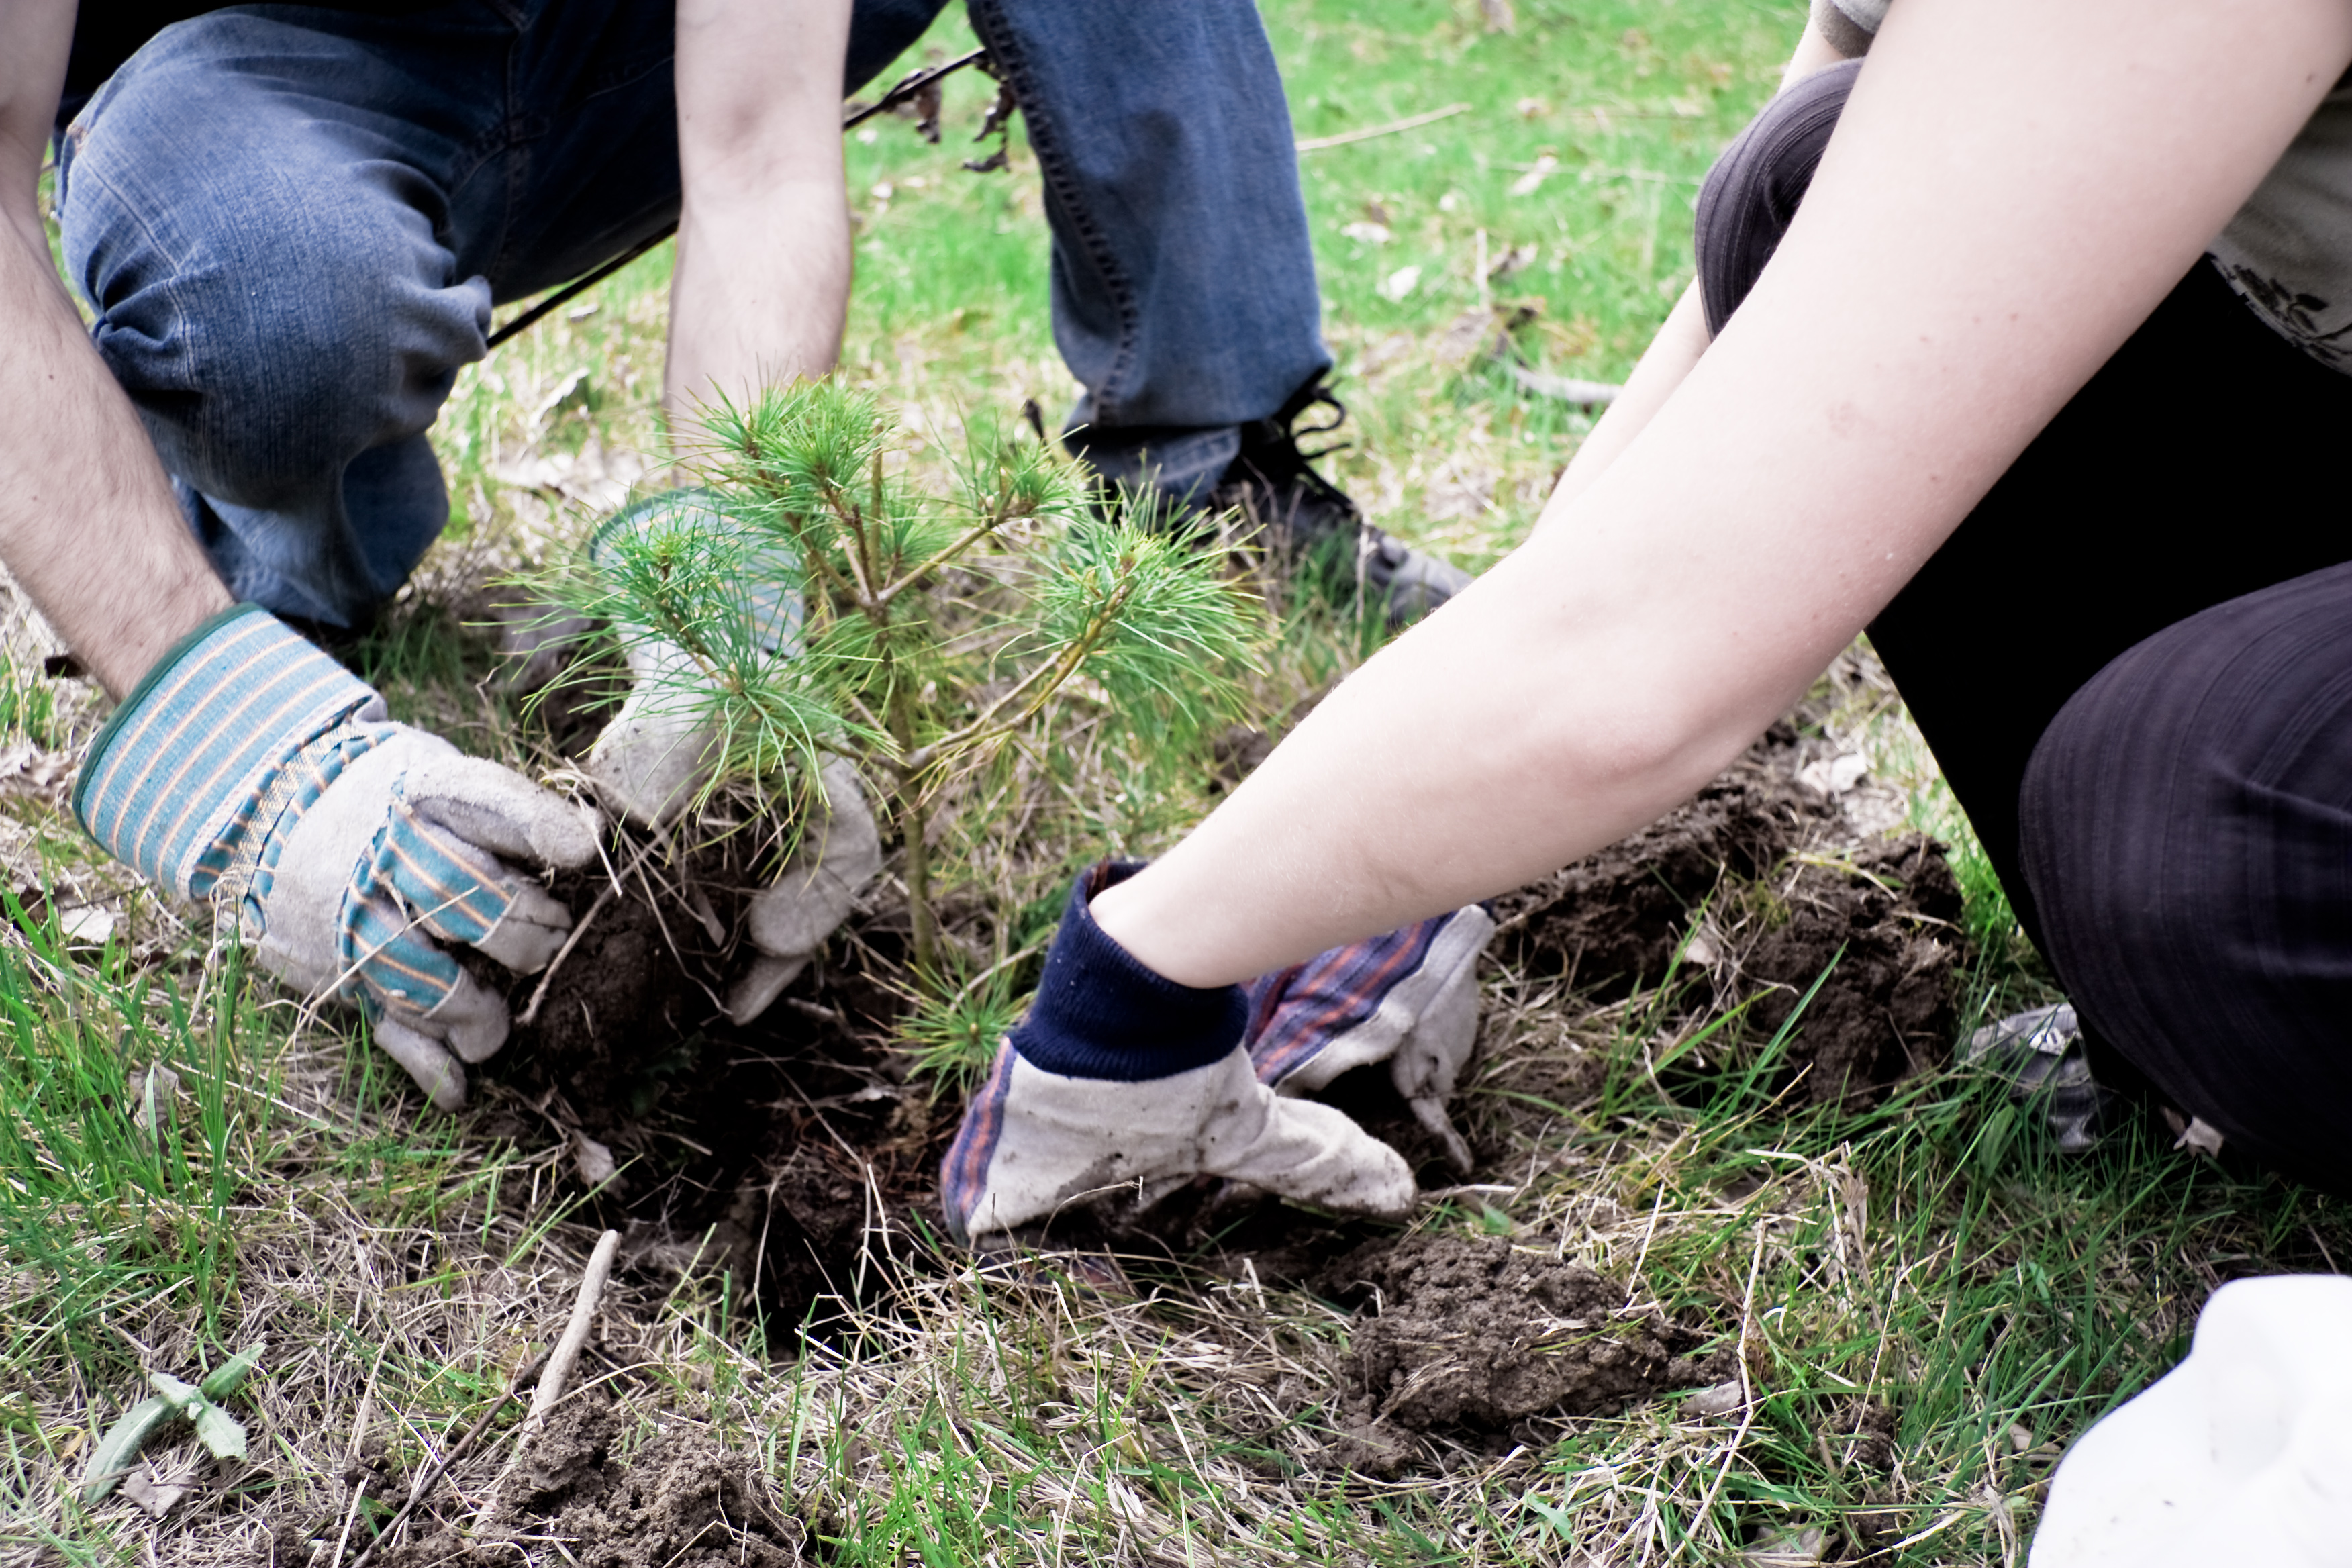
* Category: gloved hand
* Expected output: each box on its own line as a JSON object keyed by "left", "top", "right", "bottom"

{"left": 584, "top": 489, "right": 804, "bottom": 827}
{"left": 724, "top": 755, "right": 885, "bottom": 1022}
{"left": 583, "top": 491, "right": 881, "bottom": 1022}
{"left": 942, "top": 861, "right": 1419, "bottom": 1243}
{"left": 76, "top": 605, "right": 600, "bottom": 1109}
{"left": 1245, "top": 903, "right": 1497, "bottom": 1173}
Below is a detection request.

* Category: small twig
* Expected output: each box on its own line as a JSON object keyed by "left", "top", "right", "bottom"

{"left": 875, "top": 513, "right": 1012, "bottom": 607}
{"left": 904, "top": 574, "right": 1135, "bottom": 772}
{"left": 1295, "top": 101, "right": 1471, "bottom": 152}
{"left": 328, "top": 1478, "right": 368, "bottom": 1568}
{"left": 475, "top": 1230, "right": 622, "bottom": 1530}
{"left": 1688, "top": 1221, "right": 1769, "bottom": 1557}
{"left": 517, "top": 880, "right": 622, "bottom": 1028}
{"left": 1509, "top": 366, "right": 1624, "bottom": 406}
{"left": 342, "top": 1349, "right": 550, "bottom": 1568}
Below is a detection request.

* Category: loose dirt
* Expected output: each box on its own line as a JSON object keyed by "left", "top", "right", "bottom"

{"left": 1309, "top": 1234, "right": 1728, "bottom": 1470}
{"left": 374, "top": 1397, "right": 805, "bottom": 1567}
{"left": 1494, "top": 775, "right": 1807, "bottom": 998}
{"left": 459, "top": 693, "right": 1960, "bottom": 1329}
{"left": 1741, "top": 834, "right": 1965, "bottom": 1107}
{"left": 464, "top": 823, "right": 933, "bottom": 1336}
{"left": 1492, "top": 733, "right": 1967, "bottom": 1110}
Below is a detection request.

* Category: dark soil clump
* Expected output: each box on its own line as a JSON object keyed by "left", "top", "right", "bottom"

{"left": 1741, "top": 834, "right": 1965, "bottom": 1107}
{"left": 1491, "top": 738, "right": 1968, "bottom": 1111}
{"left": 378, "top": 1398, "right": 805, "bottom": 1567}
{"left": 1312, "top": 1235, "right": 1723, "bottom": 1469}
{"left": 1493, "top": 777, "right": 1812, "bottom": 996}
{"left": 460, "top": 823, "right": 934, "bottom": 1335}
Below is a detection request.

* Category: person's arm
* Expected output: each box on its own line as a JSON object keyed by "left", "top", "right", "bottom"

{"left": 1543, "top": 8, "right": 1858, "bottom": 520}
{"left": 0, "top": 0, "right": 232, "bottom": 696}
{"left": 1093, "top": 0, "right": 2352, "bottom": 987}
{"left": 664, "top": 0, "right": 855, "bottom": 422}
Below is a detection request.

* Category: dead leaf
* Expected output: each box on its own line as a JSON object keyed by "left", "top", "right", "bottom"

{"left": 1509, "top": 154, "right": 1559, "bottom": 197}
{"left": 1744, "top": 1526, "right": 1827, "bottom": 1565}
{"left": 1487, "top": 242, "right": 1539, "bottom": 280}
{"left": 2167, "top": 1112, "right": 2226, "bottom": 1157}
{"left": 1479, "top": 0, "right": 1516, "bottom": 32}
{"left": 121, "top": 1463, "right": 189, "bottom": 1520}
{"left": 0, "top": 738, "right": 70, "bottom": 797}
{"left": 489, "top": 439, "right": 648, "bottom": 513}
{"left": 1340, "top": 221, "right": 1393, "bottom": 246}
{"left": 59, "top": 905, "right": 115, "bottom": 946}
{"left": 573, "top": 1131, "right": 618, "bottom": 1188}
{"left": 530, "top": 369, "right": 590, "bottom": 427}
{"left": 1429, "top": 303, "right": 1539, "bottom": 376}
{"left": 1379, "top": 265, "right": 1422, "bottom": 302}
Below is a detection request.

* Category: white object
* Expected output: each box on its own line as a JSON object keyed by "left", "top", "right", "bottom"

{"left": 2032, "top": 1275, "right": 2352, "bottom": 1566}
{"left": 950, "top": 1044, "right": 1416, "bottom": 1241}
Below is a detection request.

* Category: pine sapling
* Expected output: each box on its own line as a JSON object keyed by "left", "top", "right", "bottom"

{"left": 550, "top": 379, "right": 1260, "bottom": 987}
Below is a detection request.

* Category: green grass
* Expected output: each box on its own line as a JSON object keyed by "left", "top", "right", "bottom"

{"left": 12, "top": 2, "right": 2348, "bottom": 1565}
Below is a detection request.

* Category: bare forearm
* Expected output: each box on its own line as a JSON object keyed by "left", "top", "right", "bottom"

{"left": 1094, "top": 0, "right": 2352, "bottom": 985}
{"left": 1539, "top": 280, "right": 1709, "bottom": 524}
{"left": 1, "top": 1, "right": 230, "bottom": 698}
{"left": 0, "top": 231, "right": 230, "bottom": 695}
{"left": 665, "top": 190, "right": 850, "bottom": 420}
{"left": 664, "top": 0, "right": 854, "bottom": 422}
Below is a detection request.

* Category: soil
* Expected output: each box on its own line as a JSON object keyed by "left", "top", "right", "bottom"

{"left": 452, "top": 693, "right": 1961, "bottom": 1334}
{"left": 1307, "top": 1234, "right": 1728, "bottom": 1471}
{"left": 373, "top": 1397, "right": 805, "bottom": 1567}
{"left": 460, "top": 821, "right": 936, "bottom": 1337}
{"left": 1492, "top": 735, "right": 1968, "bottom": 1110}
{"left": 1493, "top": 774, "right": 1811, "bottom": 997}
{"left": 1741, "top": 834, "right": 1965, "bottom": 1108}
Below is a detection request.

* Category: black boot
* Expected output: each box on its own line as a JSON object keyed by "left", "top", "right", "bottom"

{"left": 1070, "top": 379, "right": 1475, "bottom": 628}
{"left": 1212, "top": 379, "right": 1472, "bottom": 628}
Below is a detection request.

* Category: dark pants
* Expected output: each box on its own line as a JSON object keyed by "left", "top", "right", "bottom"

{"left": 56, "top": 0, "right": 1329, "bottom": 626}
{"left": 1696, "top": 62, "right": 2352, "bottom": 1191}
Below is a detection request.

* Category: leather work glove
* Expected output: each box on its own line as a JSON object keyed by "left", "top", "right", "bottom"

{"left": 76, "top": 605, "right": 601, "bottom": 1109}
{"left": 582, "top": 491, "right": 882, "bottom": 1022}
{"left": 1245, "top": 904, "right": 1497, "bottom": 1173}
{"left": 941, "top": 861, "right": 1420, "bottom": 1244}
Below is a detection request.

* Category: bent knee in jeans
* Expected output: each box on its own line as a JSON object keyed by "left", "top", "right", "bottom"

{"left": 55, "top": 12, "right": 493, "bottom": 624}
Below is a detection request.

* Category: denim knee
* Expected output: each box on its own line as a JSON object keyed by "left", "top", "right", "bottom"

{"left": 2019, "top": 562, "right": 2352, "bottom": 1187}
{"left": 59, "top": 91, "right": 488, "bottom": 511}
{"left": 1693, "top": 59, "right": 1861, "bottom": 335}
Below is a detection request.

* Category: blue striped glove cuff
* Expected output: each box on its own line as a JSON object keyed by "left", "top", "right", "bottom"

{"left": 75, "top": 605, "right": 383, "bottom": 903}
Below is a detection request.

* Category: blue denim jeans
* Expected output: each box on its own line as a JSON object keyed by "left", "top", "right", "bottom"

{"left": 56, "top": 0, "right": 1330, "bottom": 627}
